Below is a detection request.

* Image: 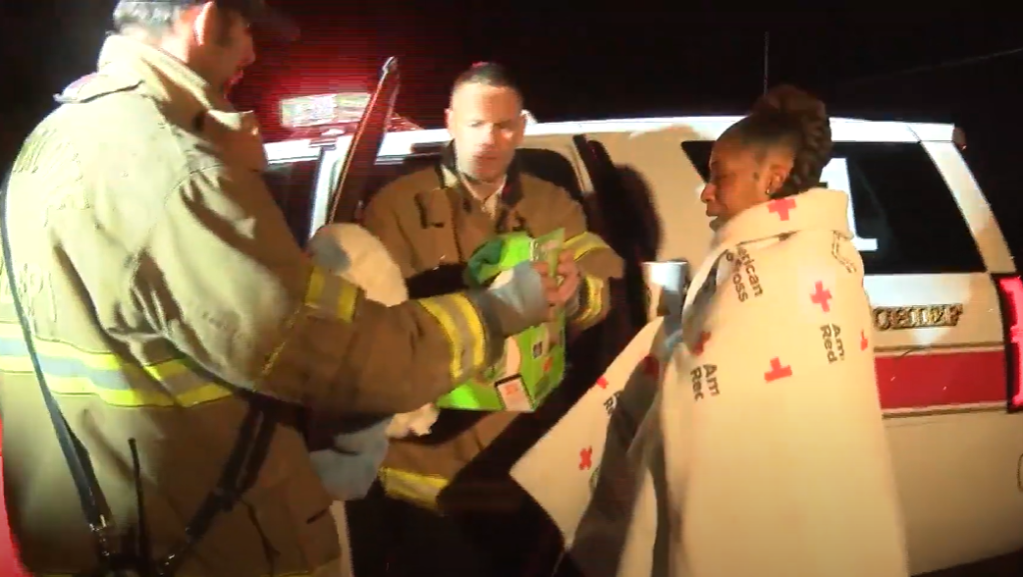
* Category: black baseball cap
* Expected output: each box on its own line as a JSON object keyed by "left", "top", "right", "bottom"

{"left": 117, "top": 0, "right": 299, "bottom": 41}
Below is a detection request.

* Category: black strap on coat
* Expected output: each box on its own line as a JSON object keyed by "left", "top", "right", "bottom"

{"left": 0, "top": 170, "right": 280, "bottom": 576}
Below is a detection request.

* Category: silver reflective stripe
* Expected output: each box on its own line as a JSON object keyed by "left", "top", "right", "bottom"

{"left": 0, "top": 336, "right": 233, "bottom": 407}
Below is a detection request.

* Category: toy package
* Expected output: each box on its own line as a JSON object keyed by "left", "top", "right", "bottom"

{"left": 434, "top": 229, "right": 567, "bottom": 412}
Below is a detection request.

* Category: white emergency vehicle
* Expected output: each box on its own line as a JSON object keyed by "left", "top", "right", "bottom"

{"left": 261, "top": 87, "right": 1023, "bottom": 576}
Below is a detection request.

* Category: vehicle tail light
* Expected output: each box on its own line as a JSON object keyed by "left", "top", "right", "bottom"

{"left": 953, "top": 126, "right": 967, "bottom": 151}
{"left": 995, "top": 275, "right": 1023, "bottom": 412}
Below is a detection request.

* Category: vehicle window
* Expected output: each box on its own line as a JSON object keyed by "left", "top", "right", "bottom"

{"left": 681, "top": 141, "right": 985, "bottom": 275}
{"left": 959, "top": 139, "right": 1023, "bottom": 264}
{"left": 264, "top": 159, "right": 320, "bottom": 246}
{"left": 516, "top": 147, "right": 586, "bottom": 203}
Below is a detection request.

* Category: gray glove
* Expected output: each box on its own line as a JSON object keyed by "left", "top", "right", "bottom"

{"left": 308, "top": 415, "right": 392, "bottom": 501}
{"left": 470, "top": 260, "right": 551, "bottom": 339}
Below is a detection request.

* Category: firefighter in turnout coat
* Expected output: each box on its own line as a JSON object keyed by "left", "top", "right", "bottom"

{"left": 357, "top": 63, "right": 624, "bottom": 576}
{"left": 0, "top": 6, "right": 567, "bottom": 576}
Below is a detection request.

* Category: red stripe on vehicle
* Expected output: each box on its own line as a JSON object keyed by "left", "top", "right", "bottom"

{"left": 876, "top": 349, "right": 1006, "bottom": 410}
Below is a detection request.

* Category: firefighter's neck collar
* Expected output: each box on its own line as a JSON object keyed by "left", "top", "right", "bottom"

{"left": 439, "top": 142, "right": 522, "bottom": 205}
{"left": 97, "top": 34, "right": 266, "bottom": 169}
{"left": 98, "top": 35, "right": 234, "bottom": 120}
{"left": 459, "top": 172, "right": 507, "bottom": 202}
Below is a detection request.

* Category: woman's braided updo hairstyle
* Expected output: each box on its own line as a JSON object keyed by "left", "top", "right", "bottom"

{"left": 721, "top": 84, "right": 833, "bottom": 199}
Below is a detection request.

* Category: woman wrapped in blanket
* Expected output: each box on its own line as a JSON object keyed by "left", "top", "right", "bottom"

{"left": 602, "top": 86, "right": 911, "bottom": 577}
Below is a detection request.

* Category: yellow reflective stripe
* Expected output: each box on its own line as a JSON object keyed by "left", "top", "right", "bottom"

{"left": 0, "top": 324, "right": 233, "bottom": 408}
{"left": 417, "top": 294, "right": 487, "bottom": 382}
{"left": 563, "top": 231, "right": 610, "bottom": 262}
{"left": 304, "top": 266, "right": 360, "bottom": 322}
{"left": 573, "top": 274, "right": 605, "bottom": 326}
{"left": 379, "top": 466, "right": 448, "bottom": 510}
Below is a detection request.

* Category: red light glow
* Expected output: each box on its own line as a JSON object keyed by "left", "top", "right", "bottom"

{"left": 997, "top": 275, "right": 1023, "bottom": 410}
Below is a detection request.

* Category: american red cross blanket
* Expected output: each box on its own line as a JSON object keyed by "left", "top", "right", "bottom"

{"left": 513, "top": 189, "right": 910, "bottom": 577}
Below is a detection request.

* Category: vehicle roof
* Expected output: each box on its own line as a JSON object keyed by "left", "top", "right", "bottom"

{"left": 264, "top": 115, "right": 957, "bottom": 163}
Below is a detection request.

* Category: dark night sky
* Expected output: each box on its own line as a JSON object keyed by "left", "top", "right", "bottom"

{"left": 1, "top": 2, "right": 1021, "bottom": 243}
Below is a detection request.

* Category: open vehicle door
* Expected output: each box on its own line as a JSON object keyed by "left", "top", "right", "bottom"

{"left": 324, "top": 56, "right": 401, "bottom": 225}
{"left": 264, "top": 57, "right": 402, "bottom": 245}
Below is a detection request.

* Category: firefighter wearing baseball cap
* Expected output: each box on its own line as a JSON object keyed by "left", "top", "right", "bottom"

{"left": 0, "top": 2, "right": 570, "bottom": 576}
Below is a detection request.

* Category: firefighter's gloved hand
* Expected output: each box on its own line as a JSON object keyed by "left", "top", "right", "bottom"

{"left": 386, "top": 403, "right": 440, "bottom": 438}
{"left": 305, "top": 223, "right": 418, "bottom": 494}
{"left": 307, "top": 223, "right": 355, "bottom": 274}
{"left": 309, "top": 415, "right": 392, "bottom": 501}
{"left": 477, "top": 260, "right": 558, "bottom": 337}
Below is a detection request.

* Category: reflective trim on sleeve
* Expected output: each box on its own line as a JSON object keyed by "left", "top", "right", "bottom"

{"left": 416, "top": 293, "right": 487, "bottom": 383}
{"left": 572, "top": 274, "right": 605, "bottom": 326}
{"left": 563, "top": 231, "right": 611, "bottom": 262}
{"left": 378, "top": 467, "right": 448, "bottom": 511}
{"left": 304, "top": 266, "right": 361, "bottom": 323}
{"left": 0, "top": 323, "right": 233, "bottom": 408}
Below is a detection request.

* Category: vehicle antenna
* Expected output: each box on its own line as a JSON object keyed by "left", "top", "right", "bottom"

{"left": 762, "top": 31, "right": 770, "bottom": 95}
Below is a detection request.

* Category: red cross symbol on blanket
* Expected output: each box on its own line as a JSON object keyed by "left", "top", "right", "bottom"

{"left": 692, "top": 331, "right": 711, "bottom": 355}
{"left": 596, "top": 376, "right": 609, "bottom": 389}
{"left": 579, "top": 446, "right": 594, "bottom": 470}
{"left": 811, "top": 281, "right": 833, "bottom": 312}
{"left": 860, "top": 330, "right": 869, "bottom": 350}
{"left": 764, "top": 357, "right": 793, "bottom": 382}
{"left": 768, "top": 197, "right": 797, "bottom": 221}
{"left": 640, "top": 355, "right": 660, "bottom": 377}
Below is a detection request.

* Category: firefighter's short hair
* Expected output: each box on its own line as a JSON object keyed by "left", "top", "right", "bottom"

{"left": 113, "top": 1, "right": 191, "bottom": 35}
{"left": 112, "top": 1, "right": 266, "bottom": 37}
{"left": 451, "top": 62, "right": 523, "bottom": 102}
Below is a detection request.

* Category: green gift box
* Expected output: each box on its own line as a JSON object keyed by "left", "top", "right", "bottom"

{"left": 434, "top": 229, "right": 568, "bottom": 412}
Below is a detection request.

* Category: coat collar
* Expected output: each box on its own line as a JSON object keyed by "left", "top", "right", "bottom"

{"left": 683, "top": 188, "right": 854, "bottom": 315}
{"left": 91, "top": 35, "right": 266, "bottom": 171}
{"left": 711, "top": 188, "right": 853, "bottom": 251}
{"left": 437, "top": 142, "right": 526, "bottom": 207}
